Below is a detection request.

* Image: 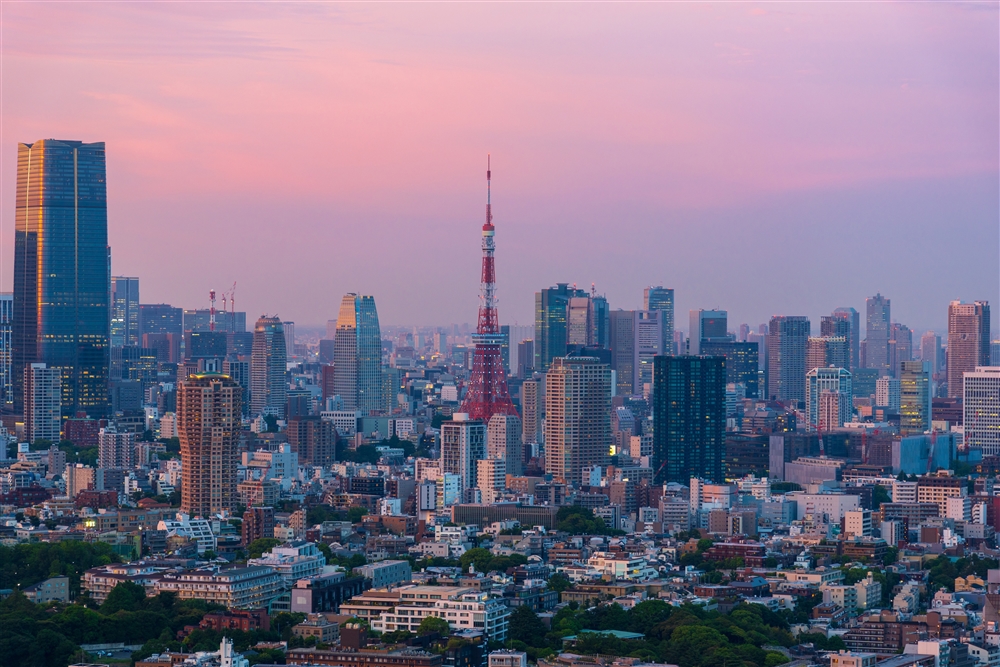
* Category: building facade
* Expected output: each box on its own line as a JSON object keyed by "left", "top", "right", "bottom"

{"left": 179, "top": 373, "right": 242, "bottom": 516}
{"left": 899, "top": 361, "right": 931, "bottom": 436}
{"left": 806, "top": 367, "right": 852, "bottom": 430}
{"left": 111, "top": 276, "right": 140, "bottom": 348}
{"left": 333, "top": 294, "right": 383, "bottom": 414}
{"left": 544, "top": 356, "right": 612, "bottom": 485}
{"left": 948, "top": 300, "right": 991, "bottom": 398}
{"left": 964, "top": 367, "right": 1000, "bottom": 455}
{"left": 766, "top": 315, "right": 810, "bottom": 403}
{"left": 251, "top": 315, "right": 287, "bottom": 418}
{"left": 440, "top": 414, "right": 487, "bottom": 491}
{"left": 866, "top": 293, "right": 891, "bottom": 374}
{"left": 24, "top": 362, "right": 62, "bottom": 443}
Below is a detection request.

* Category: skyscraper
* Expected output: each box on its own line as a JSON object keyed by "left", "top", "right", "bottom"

{"left": 947, "top": 300, "right": 991, "bottom": 398}
{"left": 440, "top": 414, "right": 486, "bottom": 491}
{"left": 179, "top": 373, "right": 242, "bottom": 516}
{"left": 286, "top": 416, "right": 336, "bottom": 466}
{"left": 544, "top": 356, "right": 611, "bottom": 485}
{"left": 964, "top": 367, "right": 1000, "bottom": 455}
{"left": 333, "top": 294, "right": 383, "bottom": 414}
{"left": 825, "top": 308, "right": 860, "bottom": 371}
{"left": 643, "top": 286, "right": 674, "bottom": 354}
{"left": 13, "top": 140, "right": 110, "bottom": 417}
{"left": 520, "top": 376, "right": 541, "bottom": 445}
{"left": 652, "top": 355, "right": 725, "bottom": 484}
{"left": 920, "top": 331, "right": 941, "bottom": 374}
{"left": 899, "top": 361, "right": 931, "bottom": 435}
{"left": 0, "top": 293, "right": 12, "bottom": 408}
{"left": 487, "top": 413, "right": 523, "bottom": 476}
{"left": 807, "top": 336, "right": 849, "bottom": 372}
{"left": 591, "top": 294, "right": 610, "bottom": 349}
{"left": 700, "top": 340, "right": 760, "bottom": 398}
{"left": 534, "top": 283, "right": 586, "bottom": 371}
{"left": 765, "top": 316, "right": 810, "bottom": 403}
{"left": 889, "top": 323, "right": 912, "bottom": 379}
{"left": 688, "top": 309, "right": 728, "bottom": 356}
{"left": 251, "top": 316, "right": 287, "bottom": 418}
{"left": 609, "top": 310, "right": 635, "bottom": 396}
{"left": 865, "top": 294, "right": 891, "bottom": 374}
{"left": 567, "top": 296, "right": 593, "bottom": 347}
{"left": 111, "top": 277, "right": 140, "bottom": 348}
{"left": 98, "top": 427, "right": 135, "bottom": 470}
{"left": 633, "top": 310, "right": 667, "bottom": 395}
{"left": 24, "top": 363, "right": 61, "bottom": 444}
{"left": 806, "top": 367, "right": 852, "bottom": 430}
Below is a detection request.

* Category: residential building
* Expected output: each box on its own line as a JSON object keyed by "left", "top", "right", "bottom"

{"left": 97, "top": 427, "right": 135, "bottom": 470}
{"left": 22, "top": 576, "right": 70, "bottom": 604}
{"left": 366, "top": 585, "right": 511, "bottom": 641}
{"left": 0, "top": 292, "right": 11, "bottom": 407}
{"left": 285, "top": 648, "right": 442, "bottom": 667}
{"left": 23, "top": 363, "right": 61, "bottom": 443}
{"left": 179, "top": 373, "right": 242, "bottom": 516}
{"left": 652, "top": 355, "right": 725, "bottom": 484}
{"left": 476, "top": 457, "right": 507, "bottom": 504}
{"left": 806, "top": 367, "right": 852, "bottom": 429}
{"left": 333, "top": 294, "right": 383, "bottom": 414}
{"left": 965, "top": 367, "right": 1000, "bottom": 455}
{"left": 353, "top": 560, "right": 412, "bottom": 588}
{"left": 823, "top": 308, "right": 860, "bottom": 371}
{"left": 248, "top": 541, "right": 326, "bottom": 587}
{"left": 766, "top": 316, "right": 811, "bottom": 403}
{"left": 13, "top": 139, "right": 110, "bottom": 417}
{"left": 535, "top": 284, "right": 586, "bottom": 372}
{"left": 876, "top": 377, "right": 901, "bottom": 412}
{"left": 948, "top": 300, "right": 991, "bottom": 398}
{"left": 487, "top": 413, "right": 523, "bottom": 476}
{"left": 155, "top": 566, "right": 283, "bottom": 609}
{"left": 251, "top": 315, "right": 287, "bottom": 418}
{"left": 242, "top": 506, "right": 275, "bottom": 546}
{"left": 441, "top": 414, "right": 487, "bottom": 491}
{"left": 609, "top": 310, "right": 635, "bottom": 396}
{"left": 544, "top": 356, "right": 612, "bottom": 484}
{"left": 520, "top": 378, "right": 541, "bottom": 445}
{"left": 917, "top": 473, "right": 965, "bottom": 516}
{"left": 286, "top": 416, "right": 337, "bottom": 466}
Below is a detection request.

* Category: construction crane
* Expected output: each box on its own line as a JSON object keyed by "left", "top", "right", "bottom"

{"left": 221, "top": 282, "right": 237, "bottom": 331}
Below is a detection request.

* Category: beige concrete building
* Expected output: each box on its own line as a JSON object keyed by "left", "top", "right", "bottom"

{"left": 544, "top": 356, "right": 611, "bottom": 485}
{"left": 179, "top": 373, "right": 242, "bottom": 516}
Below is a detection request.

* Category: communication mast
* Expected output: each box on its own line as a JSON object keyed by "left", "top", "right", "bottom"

{"left": 209, "top": 289, "right": 217, "bottom": 332}
{"left": 459, "top": 156, "right": 518, "bottom": 422}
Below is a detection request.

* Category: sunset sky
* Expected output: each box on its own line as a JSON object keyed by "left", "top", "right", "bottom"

{"left": 1, "top": 3, "right": 997, "bottom": 333}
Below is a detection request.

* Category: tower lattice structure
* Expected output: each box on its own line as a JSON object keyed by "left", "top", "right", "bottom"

{"left": 460, "top": 157, "right": 519, "bottom": 422}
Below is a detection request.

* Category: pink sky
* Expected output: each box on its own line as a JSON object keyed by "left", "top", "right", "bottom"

{"left": 1, "top": 2, "right": 997, "bottom": 332}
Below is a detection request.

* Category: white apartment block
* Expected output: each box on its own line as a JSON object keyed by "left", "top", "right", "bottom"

{"left": 965, "top": 367, "right": 1000, "bottom": 456}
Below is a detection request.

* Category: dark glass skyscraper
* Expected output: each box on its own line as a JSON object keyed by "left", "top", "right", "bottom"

{"left": 13, "top": 140, "right": 110, "bottom": 417}
{"left": 766, "top": 315, "right": 811, "bottom": 403}
{"left": 111, "top": 276, "right": 140, "bottom": 347}
{"left": 652, "top": 355, "right": 725, "bottom": 484}
{"left": 534, "top": 283, "right": 586, "bottom": 371}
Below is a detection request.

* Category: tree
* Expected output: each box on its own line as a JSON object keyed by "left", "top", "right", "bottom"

{"left": 347, "top": 506, "right": 369, "bottom": 523}
{"left": 459, "top": 548, "right": 494, "bottom": 573}
{"left": 417, "top": 615, "right": 451, "bottom": 637}
{"left": 509, "top": 605, "right": 547, "bottom": 646}
{"left": 547, "top": 573, "right": 571, "bottom": 592}
{"left": 101, "top": 581, "right": 148, "bottom": 614}
{"left": 247, "top": 538, "right": 280, "bottom": 559}
{"left": 316, "top": 542, "right": 333, "bottom": 561}
{"left": 872, "top": 484, "right": 891, "bottom": 509}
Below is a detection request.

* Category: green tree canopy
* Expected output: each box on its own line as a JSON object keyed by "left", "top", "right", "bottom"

{"left": 417, "top": 615, "right": 451, "bottom": 637}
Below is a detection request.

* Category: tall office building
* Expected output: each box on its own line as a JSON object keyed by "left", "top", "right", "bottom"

{"left": 899, "top": 361, "right": 931, "bottom": 436}
{"left": 111, "top": 277, "right": 140, "bottom": 348}
{"left": 765, "top": 316, "right": 810, "bottom": 403}
{"left": 13, "top": 140, "right": 110, "bottom": 417}
{"left": 517, "top": 340, "right": 534, "bottom": 378}
{"left": 964, "top": 367, "right": 1000, "bottom": 455}
{"left": 250, "top": 316, "right": 287, "bottom": 418}
{"left": 179, "top": 373, "right": 242, "bottom": 516}
{"left": 688, "top": 309, "right": 729, "bottom": 356}
{"left": 633, "top": 310, "right": 667, "bottom": 395}
{"left": 865, "top": 294, "right": 891, "bottom": 374}
{"left": 223, "top": 358, "right": 250, "bottom": 416}
{"left": 487, "top": 413, "right": 523, "bottom": 476}
{"left": 182, "top": 309, "right": 247, "bottom": 334}
{"left": 921, "top": 331, "right": 941, "bottom": 374}
{"left": 520, "top": 377, "right": 542, "bottom": 445}
{"left": 0, "top": 293, "right": 11, "bottom": 407}
{"left": 544, "top": 356, "right": 611, "bottom": 485}
{"left": 333, "top": 294, "right": 383, "bottom": 413}
{"left": 652, "top": 355, "right": 725, "bottom": 484}
{"left": 700, "top": 340, "right": 760, "bottom": 398}
{"left": 283, "top": 322, "right": 296, "bottom": 358}
{"left": 644, "top": 286, "right": 674, "bottom": 354}
{"left": 948, "top": 301, "right": 991, "bottom": 398}
{"left": 23, "top": 363, "right": 61, "bottom": 444}
{"left": 889, "top": 323, "right": 912, "bottom": 379}
{"left": 806, "top": 367, "right": 852, "bottom": 430}
{"left": 567, "top": 296, "right": 593, "bottom": 347}
{"left": 592, "top": 294, "right": 610, "bottom": 349}
{"left": 823, "top": 308, "right": 860, "bottom": 370}
{"left": 139, "top": 303, "right": 183, "bottom": 363}
{"left": 440, "top": 414, "right": 486, "bottom": 491}
{"left": 807, "top": 336, "right": 849, "bottom": 372}
{"left": 534, "top": 283, "right": 586, "bottom": 371}
{"left": 609, "top": 310, "right": 635, "bottom": 396}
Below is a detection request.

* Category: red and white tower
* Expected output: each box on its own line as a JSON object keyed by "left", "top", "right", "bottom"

{"left": 460, "top": 156, "right": 518, "bottom": 422}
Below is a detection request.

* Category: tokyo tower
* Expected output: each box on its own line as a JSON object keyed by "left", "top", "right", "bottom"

{"left": 460, "top": 156, "right": 519, "bottom": 422}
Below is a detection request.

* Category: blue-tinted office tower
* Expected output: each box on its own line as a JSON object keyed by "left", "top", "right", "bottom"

{"left": 652, "top": 355, "right": 725, "bottom": 484}
{"left": 13, "top": 140, "right": 110, "bottom": 417}
{"left": 534, "top": 283, "right": 586, "bottom": 371}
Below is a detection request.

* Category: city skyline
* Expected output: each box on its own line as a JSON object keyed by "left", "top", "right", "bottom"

{"left": 0, "top": 3, "right": 996, "bottom": 332}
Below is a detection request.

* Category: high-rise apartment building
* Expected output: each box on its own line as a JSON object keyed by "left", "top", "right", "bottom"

{"left": 644, "top": 286, "right": 674, "bottom": 354}
{"left": 440, "top": 414, "right": 486, "bottom": 491}
{"left": 487, "top": 413, "right": 523, "bottom": 476}
{"left": 807, "top": 336, "right": 849, "bottom": 373}
{"left": 23, "top": 363, "right": 62, "bottom": 444}
{"left": 652, "top": 355, "right": 725, "bottom": 484}
{"left": 609, "top": 310, "right": 635, "bottom": 396}
{"left": 251, "top": 316, "right": 287, "bottom": 418}
{"left": 516, "top": 339, "right": 534, "bottom": 378}
{"left": 688, "top": 309, "right": 728, "bottom": 356}
{"left": 534, "top": 284, "right": 586, "bottom": 371}
{"left": 899, "top": 361, "right": 931, "bottom": 436}
{"left": 111, "top": 277, "right": 140, "bottom": 348}
{"left": 97, "top": 427, "right": 135, "bottom": 470}
{"left": 179, "top": 373, "right": 242, "bottom": 516}
{"left": 544, "top": 356, "right": 611, "bottom": 485}
{"left": 286, "top": 416, "right": 336, "bottom": 466}
{"left": 948, "top": 301, "right": 991, "bottom": 398}
{"left": 766, "top": 316, "right": 810, "bottom": 403}
{"left": 823, "top": 308, "right": 860, "bottom": 370}
{"left": 592, "top": 294, "right": 610, "bottom": 349}
{"left": 865, "top": 293, "right": 891, "bottom": 374}
{"left": 875, "top": 376, "right": 900, "bottom": 412}
{"left": 633, "top": 310, "right": 667, "bottom": 395}
{"left": 806, "top": 367, "right": 852, "bottom": 430}
{"left": 476, "top": 458, "right": 507, "bottom": 504}
{"left": 921, "top": 332, "right": 941, "bottom": 374}
{"left": 333, "top": 294, "right": 384, "bottom": 414}
{"left": 0, "top": 293, "right": 12, "bottom": 407}
{"left": 13, "top": 140, "right": 110, "bottom": 417}
{"left": 699, "top": 340, "right": 760, "bottom": 398}
{"left": 520, "top": 377, "right": 541, "bottom": 445}
{"left": 964, "top": 367, "right": 1000, "bottom": 456}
